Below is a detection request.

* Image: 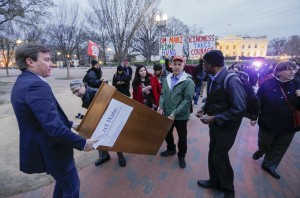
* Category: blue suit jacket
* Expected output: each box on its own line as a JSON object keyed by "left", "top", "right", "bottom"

{"left": 11, "top": 71, "right": 86, "bottom": 174}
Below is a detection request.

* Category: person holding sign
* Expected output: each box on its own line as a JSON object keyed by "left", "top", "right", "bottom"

{"left": 157, "top": 56, "right": 194, "bottom": 169}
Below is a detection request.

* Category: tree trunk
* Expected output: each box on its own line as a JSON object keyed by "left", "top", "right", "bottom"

{"left": 5, "top": 64, "right": 9, "bottom": 76}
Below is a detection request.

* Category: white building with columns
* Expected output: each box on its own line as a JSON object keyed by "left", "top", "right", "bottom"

{"left": 216, "top": 35, "right": 268, "bottom": 58}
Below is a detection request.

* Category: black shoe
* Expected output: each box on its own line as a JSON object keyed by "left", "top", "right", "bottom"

{"left": 197, "top": 180, "right": 218, "bottom": 189}
{"left": 160, "top": 149, "right": 176, "bottom": 157}
{"left": 95, "top": 154, "right": 110, "bottom": 166}
{"left": 178, "top": 157, "right": 186, "bottom": 168}
{"left": 118, "top": 155, "right": 126, "bottom": 167}
{"left": 252, "top": 150, "right": 264, "bottom": 160}
{"left": 262, "top": 165, "right": 280, "bottom": 179}
{"left": 224, "top": 190, "right": 235, "bottom": 198}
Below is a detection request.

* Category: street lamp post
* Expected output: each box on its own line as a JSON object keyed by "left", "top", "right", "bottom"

{"left": 156, "top": 13, "right": 168, "bottom": 60}
{"left": 57, "top": 52, "right": 61, "bottom": 68}
{"left": 156, "top": 13, "right": 168, "bottom": 37}
{"left": 16, "top": 39, "right": 22, "bottom": 46}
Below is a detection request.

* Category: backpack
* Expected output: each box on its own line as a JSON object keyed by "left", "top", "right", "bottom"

{"left": 224, "top": 72, "right": 260, "bottom": 120}
{"left": 83, "top": 69, "right": 91, "bottom": 85}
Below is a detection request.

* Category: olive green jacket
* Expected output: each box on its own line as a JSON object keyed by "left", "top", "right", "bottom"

{"left": 159, "top": 72, "right": 195, "bottom": 120}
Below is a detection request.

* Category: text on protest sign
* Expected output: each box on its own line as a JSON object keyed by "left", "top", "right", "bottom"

{"left": 87, "top": 40, "right": 99, "bottom": 58}
{"left": 159, "top": 36, "right": 183, "bottom": 56}
{"left": 188, "top": 35, "right": 216, "bottom": 57}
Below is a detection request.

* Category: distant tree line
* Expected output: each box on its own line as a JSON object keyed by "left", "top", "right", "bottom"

{"left": 268, "top": 35, "right": 300, "bottom": 58}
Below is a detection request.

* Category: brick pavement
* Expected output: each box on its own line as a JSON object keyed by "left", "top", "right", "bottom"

{"left": 9, "top": 112, "right": 300, "bottom": 198}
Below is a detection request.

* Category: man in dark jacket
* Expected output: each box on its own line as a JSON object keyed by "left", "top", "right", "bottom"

{"left": 122, "top": 60, "right": 133, "bottom": 81}
{"left": 84, "top": 60, "right": 104, "bottom": 88}
{"left": 196, "top": 50, "right": 246, "bottom": 198}
{"left": 193, "top": 59, "right": 206, "bottom": 106}
{"left": 11, "top": 43, "right": 96, "bottom": 197}
{"left": 70, "top": 80, "right": 126, "bottom": 167}
{"left": 112, "top": 65, "right": 131, "bottom": 97}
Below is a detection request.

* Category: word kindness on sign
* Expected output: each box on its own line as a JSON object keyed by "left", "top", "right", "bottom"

{"left": 159, "top": 36, "right": 183, "bottom": 56}
{"left": 188, "top": 35, "right": 216, "bottom": 56}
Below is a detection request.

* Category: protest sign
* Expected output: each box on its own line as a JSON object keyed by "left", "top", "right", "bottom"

{"left": 87, "top": 40, "right": 99, "bottom": 58}
{"left": 188, "top": 35, "right": 216, "bottom": 57}
{"left": 159, "top": 35, "right": 183, "bottom": 56}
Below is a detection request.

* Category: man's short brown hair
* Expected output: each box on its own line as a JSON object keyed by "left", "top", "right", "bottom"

{"left": 15, "top": 43, "right": 51, "bottom": 71}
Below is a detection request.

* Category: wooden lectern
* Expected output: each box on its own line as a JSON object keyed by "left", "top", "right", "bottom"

{"left": 77, "top": 83, "right": 173, "bottom": 155}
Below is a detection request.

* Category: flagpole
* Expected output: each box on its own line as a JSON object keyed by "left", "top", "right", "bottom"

{"left": 227, "top": 24, "right": 232, "bottom": 36}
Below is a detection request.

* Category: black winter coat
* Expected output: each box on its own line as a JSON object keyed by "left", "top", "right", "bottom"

{"left": 202, "top": 67, "right": 247, "bottom": 126}
{"left": 112, "top": 72, "right": 131, "bottom": 97}
{"left": 86, "top": 67, "right": 103, "bottom": 88}
{"left": 257, "top": 77, "right": 300, "bottom": 133}
{"left": 81, "top": 86, "right": 98, "bottom": 109}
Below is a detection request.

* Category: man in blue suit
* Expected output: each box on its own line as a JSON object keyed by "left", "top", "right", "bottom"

{"left": 11, "top": 43, "right": 97, "bottom": 198}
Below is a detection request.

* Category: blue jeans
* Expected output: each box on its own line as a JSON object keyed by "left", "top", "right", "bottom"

{"left": 51, "top": 160, "right": 80, "bottom": 198}
{"left": 193, "top": 85, "right": 202, "bottom": 105}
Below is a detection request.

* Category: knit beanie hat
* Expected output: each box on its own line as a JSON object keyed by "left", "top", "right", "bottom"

{"left": 153, "top": 63, "right": 162, "bottom": 71}
{"left": 70, "top": 79, "right": 84, "bottom": 91}
{"left": 117, "top": 65, "right": 123, "bottom": 71}
{"left": 203, "top": 50, "right": 224, "bottom": 67}
{"left": 91, "top": 59, "right": 99, "bottom": 66}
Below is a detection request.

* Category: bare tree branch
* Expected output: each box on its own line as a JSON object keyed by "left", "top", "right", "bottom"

{"left": 88, "top": 0, "right": 160, "bottom": 63}
{"left": 47, "top": 1, "right": 87, "bottom": 78}
{"left": 268, "top": 37, "right": 287, "bottom": 56}
{"left": 131, "top": 9, "right": 160, "bottom": 62}
{"left": 0, "top": 0, "right": 54, "bottom": 27}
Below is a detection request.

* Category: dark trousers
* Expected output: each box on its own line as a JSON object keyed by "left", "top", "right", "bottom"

{"left": 193, "top": 83, "right": 202, "bottom": 105}
{"left": 208, "top": 121, "right": 241, "bottom": 192}
{"left": 258, "top": 128, "right": 295, "bottom": 170}
{"left": 51, "top": 160, "right": 80, "bottom": 198}
{"left": 165, "top": 119, "right": 188, "bottom": 158}
{"left": 98, "top": 150, "right": 124, "bottom": 159}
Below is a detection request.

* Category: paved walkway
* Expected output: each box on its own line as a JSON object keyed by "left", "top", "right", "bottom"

{"left": 9, "top": 114, "right": 300, "bottom": 198}
{"left": 2, "top": 68, "right": 300, "bottom": 198}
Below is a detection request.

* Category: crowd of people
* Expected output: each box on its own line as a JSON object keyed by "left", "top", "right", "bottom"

{"left": 11, "top": 42, "right": 299, "bottom": 198}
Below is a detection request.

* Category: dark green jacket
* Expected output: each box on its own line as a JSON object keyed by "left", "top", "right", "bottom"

{"left": 159, "top": 72, "right": 195, "bottom": 120}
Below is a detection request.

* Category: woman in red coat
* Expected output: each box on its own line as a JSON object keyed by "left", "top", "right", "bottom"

{"left": 132, "top": 65, "right": 161, "bottom": 110}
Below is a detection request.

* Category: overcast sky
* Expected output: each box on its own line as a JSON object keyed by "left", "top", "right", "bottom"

{"left": 159, "top": 0, "right": 300, "bottom": 39}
